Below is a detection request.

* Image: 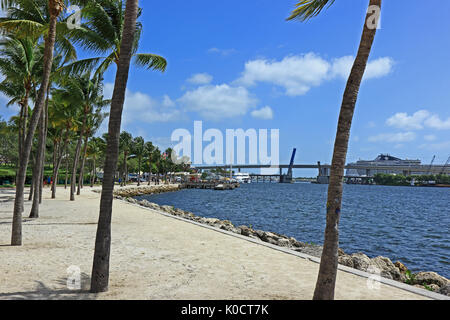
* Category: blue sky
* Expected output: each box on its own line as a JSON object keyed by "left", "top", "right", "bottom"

{"left": 1, "top": 0, "right": 450, "bottom": 175}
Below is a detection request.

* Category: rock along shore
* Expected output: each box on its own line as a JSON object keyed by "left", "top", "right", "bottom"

{"left": 104, "top": 184, "right": 450, "bottom": 297}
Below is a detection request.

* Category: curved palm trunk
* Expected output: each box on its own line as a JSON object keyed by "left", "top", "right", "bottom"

{"left": 11, "top": 4, "right": 61, "bottom": 245}
{"left": 91, "top": 0, "right": 139, "bottom": 293}
{"left": 39, "top": 95, "right": 49, "bottom": 204}
{"left": 313, "top": 0, "right": 381, "bottom": 300}
{"left": 29, "top": 110, "right": 46, "bottom": 218}
{"left": 77, "top": 136, "right": 89, "bottom": 195}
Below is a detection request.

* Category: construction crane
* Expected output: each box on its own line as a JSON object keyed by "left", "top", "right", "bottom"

{"left": 440, "top": 156, "right": 450, "bottom": 175}
{"left": 280, "top": 148, "right": 296, "bottom": 183}
{"left": 427, "top": 155, "right": 436, "bottom": 175}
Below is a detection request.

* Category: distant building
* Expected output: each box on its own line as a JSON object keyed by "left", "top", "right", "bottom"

{"left": 346, "top": 154, "right": 422, "bottom": 176}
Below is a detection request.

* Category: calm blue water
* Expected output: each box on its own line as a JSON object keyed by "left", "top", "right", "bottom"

{"left": 137, "top": 183, "right": 450, "bottom": 278}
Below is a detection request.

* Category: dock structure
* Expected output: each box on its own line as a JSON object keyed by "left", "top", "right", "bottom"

{"left": 182, "top": 181, "right": 240, "bottom": 190}
{"left": 249, "top": 174, "right": 280, "bottom": 183}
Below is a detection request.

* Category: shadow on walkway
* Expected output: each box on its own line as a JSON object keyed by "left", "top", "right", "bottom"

{"left": 0, "top": 274, "right": 98, "bottom": 300}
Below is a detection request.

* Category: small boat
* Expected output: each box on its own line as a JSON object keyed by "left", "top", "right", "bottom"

{"left": 214, "top": 184, "right": 225, "bottom": 190}
{"left": 233, "top": 172, "right": 251, "bottom": 184}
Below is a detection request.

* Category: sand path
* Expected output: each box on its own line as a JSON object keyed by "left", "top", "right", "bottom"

{"left": 0, "top": 186, "right": 434, "bottom": 300}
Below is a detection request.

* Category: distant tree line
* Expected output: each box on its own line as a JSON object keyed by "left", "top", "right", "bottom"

{"left": 0, "top": 119, "right": 191, "bottom": 188}
{"left": 373, "top": 173, "right": 450, "bottom": 186}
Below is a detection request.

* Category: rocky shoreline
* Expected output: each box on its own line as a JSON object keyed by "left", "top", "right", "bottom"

{"left": 106, "top": 185, "right": 450, "bottom": 297}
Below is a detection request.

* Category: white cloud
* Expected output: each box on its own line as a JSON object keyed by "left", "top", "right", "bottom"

{"left": 386, "top": 110, "right": 430, "bottom": 130}
{"left": 419, "top": 140, "right": 450, "bottom": 151}
{"left": 178, "top": 84, "right": 256, "bottom": 121}
{"left": 235, "top": 53, "right": 394, "bottom": 96}
{"left": 368, "top": 132, "right": 416, "bottom": 143}
{"left": 236, "top": 53, "right": 330, "bottom": 96}
{"left": 186, "top": 73, "right": 213, "bottom": 85}
{"left": 424, "top": 114, "right": 450, "bottom": 130}
{"left": 367, "top": 121, "right": 376, "bottom": 128}
{"left": 386, "top": 110, "right": 450, "bottom": 130}
{"left": 162, "top": 94, "right": 175, "bottom": 107}
{"left": 424, "top": 134, "right": 437, "bottom": 141}
{"left": 251, "top": 106, "right": 273, "bottom": 120}
{"left": 208, "top": 47, "right": 237, "bottom": 56}
{"left": 331, "top": 56, "right": 394, "bottom": 80}
{"left": 103, "top": 83, "right": 182, "bottom": 125}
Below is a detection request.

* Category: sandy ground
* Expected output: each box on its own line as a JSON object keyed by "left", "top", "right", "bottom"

{"left": 0, "top": 186, "right": 431, "bottom": 300}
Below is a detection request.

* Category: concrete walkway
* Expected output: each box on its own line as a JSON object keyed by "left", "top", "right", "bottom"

{"left": 0, "top": 186, "right": 438, "bottom": 300}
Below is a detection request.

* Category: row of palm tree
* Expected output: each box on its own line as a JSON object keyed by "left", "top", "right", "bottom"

{"left": 0, "top": 0, "right": 167, "bottom": 245}
{"left": 0, "top": 0, "right": 382, "bottom": 299}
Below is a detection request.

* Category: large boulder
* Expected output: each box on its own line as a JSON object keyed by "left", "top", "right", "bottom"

{"left": 277, "top": 238, "right": 290, "bottom": 247}
{"left": 438, "top": 283, "right": 450, "bottom": 296}
{"left": 238, "top": 225, "right": 254, "bottom": 237}
{"left": 394, "top": 261, "right": 408, "bottom": 273}
{"left": 414, "top": 272, "right": 449, "bottom": 288}
{"left": 368, "top": 256, "right": 403, "bottom": 281}
{"left": 338, "top": 255, "right": 354, "bottom": 268}
{"left": 289, "top": 237, "right": 303, "bottom": 248}
{"left": 351, "top": 252, "right": 371, "bottom": 271}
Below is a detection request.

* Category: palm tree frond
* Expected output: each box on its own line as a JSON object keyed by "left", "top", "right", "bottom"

{"left": 0, "top": 19, "right": 44, "bottom": 37}
{"left": 133, "top": 53, "right": 167, "bottom": 72}
{"left": 286, "top": 0, "right": 335, "bottom": 21}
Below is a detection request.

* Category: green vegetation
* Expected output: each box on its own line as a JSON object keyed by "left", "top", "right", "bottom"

{"left": 373, "top": 173, "right": 450, "bottom": 186}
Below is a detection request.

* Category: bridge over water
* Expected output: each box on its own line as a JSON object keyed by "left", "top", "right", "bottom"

{"left": 193, "top": 163, "right": 450, "bottom": 183}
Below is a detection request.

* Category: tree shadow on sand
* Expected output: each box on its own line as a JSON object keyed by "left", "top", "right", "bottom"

{"left": 0, "top": 273, "right": 99, "bottom": 300}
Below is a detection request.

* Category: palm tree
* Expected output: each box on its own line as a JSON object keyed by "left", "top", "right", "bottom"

{"left": 287, "top": 0, "right": 382, "bottom": 300}
{"left": 1, "top": 0, "right": 65, "bottom": 245}
{"left": 119, "top": 131, "right": 133, "bottom": 186}
{"left": 152, "top": 147, "right": 161, "bottom": 185}
{"left": 53, "top": 72, "right": 109, "bottom": 200}
{"left": 64, "top": 0, "right": 167, "bottom": 78}
{"left": 131, "top": 136, "right": 145, "bottom": 186}
{"left": 77, "top": 108, "right": 107, "bottom": 194}
{"left": 48, "top": 95, "right": 79, "bottom": 199}
{"left": 144, "top": 141, "right": 154, "bottom": 185}
{"left": 87, "top": 137, "right": 102, "bottom": 187}
{"left": 0, "top": 36, "right": 43, "bottom": 183}
{"left": 30, "top": 54, "right": 67, "bottom": 217}
{"left": 91, "top": 0, "right": 145, "bottom": 293}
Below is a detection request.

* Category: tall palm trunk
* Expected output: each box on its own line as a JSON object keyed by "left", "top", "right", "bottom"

{"left": 11, "top": 2, "right": 61, "bottom": 245}
{"left": 52, "top": 133, "right": 69, "bottom": 198}
{"left": 29, "top": 109, "right": 46, "bottom": 218}
{"left": 28, "top": 151, "right": 35, "bottom": 201}
{"left": 90, "top": 156, "right": 96, "bottom": 187}
{"left": 39, "top": 93, "right": 49, "bottom": 204}
{"left": 91, "top": 0, "right": 139, "bottom": 293}
{"left": 137, "top": 156, "right": 141, "bottom": 186}
{"left": 313, "top": 0, "right": 381, "bottom": 300}
{"left": 70, "top": 127, "right": 84, "bottom": 201}
{"left": 77, "top": 135, "right": 89, "bottom": 195}
{"left": 122, "top": 151, "right": 128, "bottom": 186}
{"left": 64, "top": 155, "right": 68, "bottom": 189}
{"left": 51, "top": 139, "right": 58, "bottom": 193}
